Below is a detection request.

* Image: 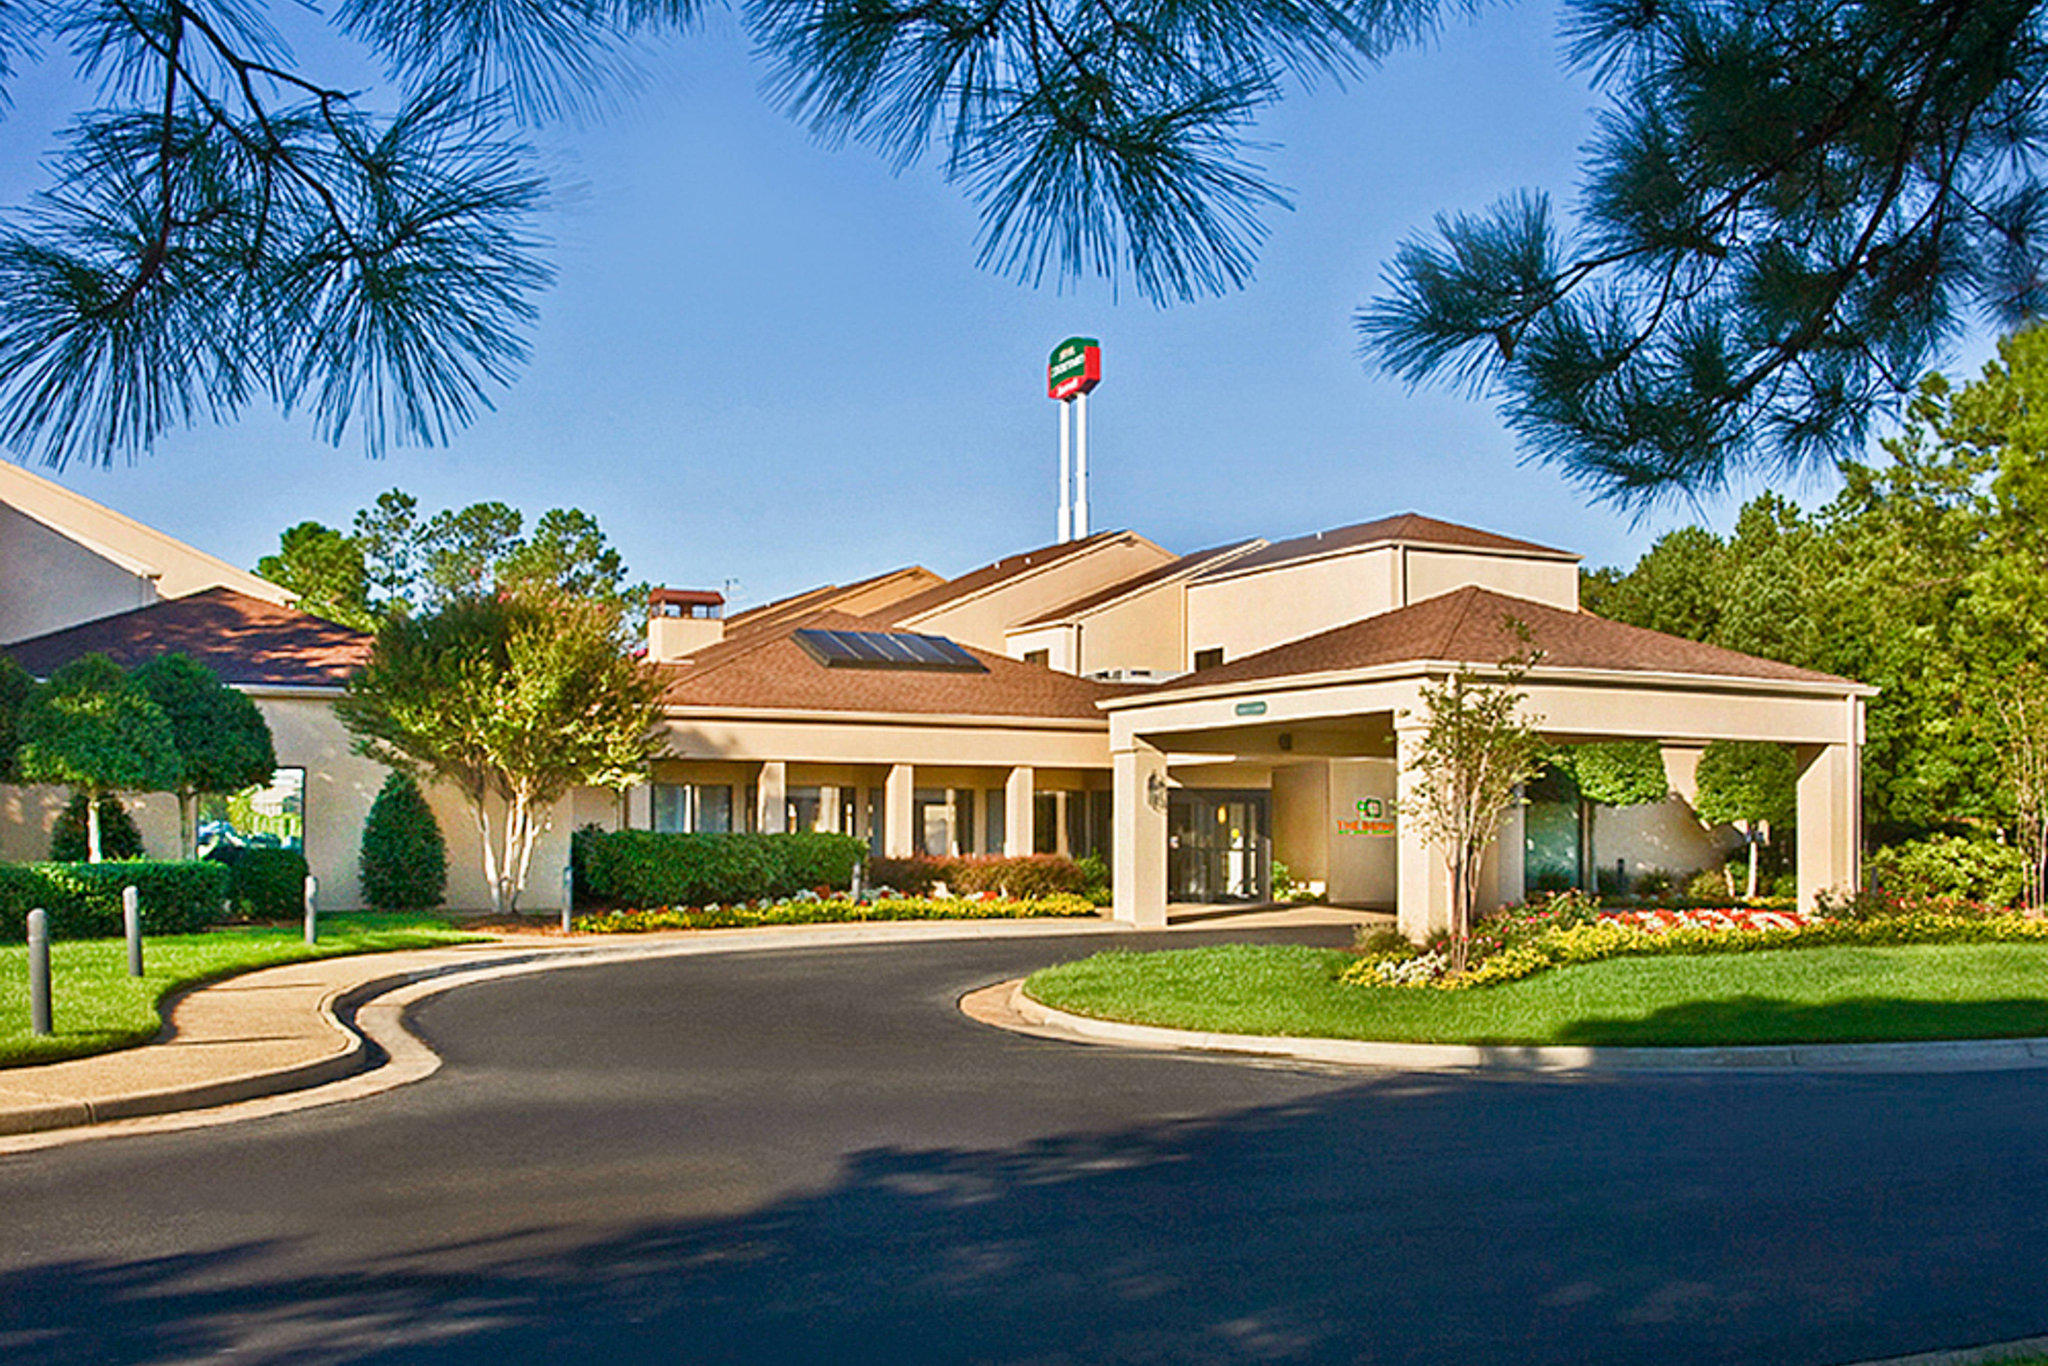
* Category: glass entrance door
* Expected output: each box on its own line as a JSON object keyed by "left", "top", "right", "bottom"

{"left": 1168, "top": 790, "right": 1271, "bottom": 902}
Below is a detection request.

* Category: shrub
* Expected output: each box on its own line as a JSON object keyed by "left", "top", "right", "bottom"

{"left": 49, "top": 792, "right": 147, "bottom": 861}
{"left": 866, "top": 856, "right": 946, "bottom": 895}
{"left": 573, "top": 829, "right": 867, "bottom": 907}
{"left": 1686, "top": 866, "right": 1735, "bottom": 902}
{"left": 359, "top": 772, "right": 448, "bottom": 911}
{"left": 1866, "top": 835, "right": 2029, "bottom": 908}
{"left": 573, "top": 893, "right": 1098, "bottom": 933}
{"left": 949, "top": 855, "right": 1090, "bottom": 898}
{"left": 209, "top": 846, "right": 311, "bottom": 919}
{"left": 1633, "top": 868, "right": 1676, "bottom": 900}
{"left": 0, "top": 860, "right": 229, "bottom": 940}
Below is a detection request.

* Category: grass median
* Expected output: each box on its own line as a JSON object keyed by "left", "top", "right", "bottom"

{"left": 0, "top": 914, "right": 488, "bottom": 1068}
{"left": 1023, "top": 943, "right": 2048, "bottom": 1048}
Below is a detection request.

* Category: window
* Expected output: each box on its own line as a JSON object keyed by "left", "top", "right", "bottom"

{"left": 198, "top": 768, "right": 305, "bottom": 855}
{"left": 1023, "top": 649, "right": 1050, "bottom": 667}
{"left": 787, "top": 787, "right": 823, "bottom": 833}
{"left": 1193, "top": 647, "right": 1225, "bottom": 672}
{"left": 650, "top": 783, "right": 734, "bottom": 833}
{"left": 985, "top": 789, "right": 1006, "bottom": 855}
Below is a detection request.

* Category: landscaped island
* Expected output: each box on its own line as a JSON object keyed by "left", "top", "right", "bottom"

{"left": 1024, "top": 899, "right": 2048, "bottom": 1049}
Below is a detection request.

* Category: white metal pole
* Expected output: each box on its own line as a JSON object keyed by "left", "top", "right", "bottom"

{"left": 1056, "top": 398, "right": 1072, "bottom": 543}
{"left": 1074, "top": 390, "right": 1090, "bottom": 538}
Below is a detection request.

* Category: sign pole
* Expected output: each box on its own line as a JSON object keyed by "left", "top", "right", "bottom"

{"left": 1057, "top": 398, "right": 1071, "bottom": 543}
{"left": 1074, "top": 390, "right": 1089, "bottom": 539}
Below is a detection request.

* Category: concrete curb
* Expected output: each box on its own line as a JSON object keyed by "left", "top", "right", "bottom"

{"left": 993, "top": 981, "right": 2048, "bottom": 1075}
{"left": 0, "top": 916, "right": 1135, "bottom": 1151}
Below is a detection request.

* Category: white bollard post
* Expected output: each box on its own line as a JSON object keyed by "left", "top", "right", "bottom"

{"left": 561, "top": 863, "right": 574, "bottom": 936}
{"left": 123, "top": 884, "right": 143, "bottom": 977}
{"left": 303, "top": 875, "right": 318, "bottom": 946}
{"left": 27, "top": 907, "right": 51, "bottom": 1037}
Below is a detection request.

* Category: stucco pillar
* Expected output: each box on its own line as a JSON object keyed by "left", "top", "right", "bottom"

{"left": 883, "top": 764, "right": 915, "bottom": 858}
{"left": 1394, "top": 723, "right": 1450, "bottom": 942}
{"left": 1112, "top": 742, "right": 1168, "bottom": 928}
{"left": 1796, "top": 741, "right": 1861, "bottom": 912}
{"left": 819, "top": 785, "right": 841, "bottom": 834}
{"left": 1005, "top": 767, "right": 1035, "bottom": 856}
{"left": 625, "top": 783, "right": 653, "bottom": 831}
{"left": 1052, "top": 791, "right": 1071, "bottom": 856}
{"left": 757, "top": 761, "right": 787, "bottom": 834}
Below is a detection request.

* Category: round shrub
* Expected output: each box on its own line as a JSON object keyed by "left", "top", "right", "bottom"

{"left": 1866, "top": 835, "right": 2029, "bottom": 908}
{"left": 49, "top": 792, "right": 146, "bottom": 861}
{"left": 208, "top": 845, "right": 310, "bottom": 919}
{"left": 359, "top": 771, "right": 448, "bottom": 911}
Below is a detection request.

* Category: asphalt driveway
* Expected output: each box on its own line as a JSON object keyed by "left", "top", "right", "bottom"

{"left": 4, "top": 926, "right": 2048, "bottom": 1364}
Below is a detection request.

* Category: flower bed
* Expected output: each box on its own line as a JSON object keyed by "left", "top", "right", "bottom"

{"left": 573, "top": 892, "right": 1099, "bottom": 934}
{"left": 1344, "top": 904, "right": 2048, "bottom": 990}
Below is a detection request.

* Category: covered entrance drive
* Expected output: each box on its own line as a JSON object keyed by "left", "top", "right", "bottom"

{"left": 1101, "top": 588, "right": 1874, "bottom": 939}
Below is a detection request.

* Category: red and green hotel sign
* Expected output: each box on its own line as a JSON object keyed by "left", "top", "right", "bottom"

{"left": 1047, "top": 337, "right": 1102, "bottom": 400}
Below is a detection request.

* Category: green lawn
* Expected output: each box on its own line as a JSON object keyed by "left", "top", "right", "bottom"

{"left": 0, "top": 915, "right": 487, "bottom": 1068}
{"left": 1023, "top": 943, "right": 2048, "bottom": 1047}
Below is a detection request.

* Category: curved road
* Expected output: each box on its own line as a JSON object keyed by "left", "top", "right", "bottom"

{"left": 5, "top": 926, "right": 2048, "bottom": 1364}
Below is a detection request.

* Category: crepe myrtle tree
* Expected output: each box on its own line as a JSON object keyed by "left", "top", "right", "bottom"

{"left": 1404, "top": 658, "right": 1548, "bottom": 972}
{"left": 1694, "top": 740, "right": 1798, "bottom": 899}
{"left": 133, "top": 653, "right": 278, "bottom": 859}
{"left": 15, "top": 654, "right": 180, "bottom": 862}
{"left": 337, "top": 592, "right": 663, "bottom": 915}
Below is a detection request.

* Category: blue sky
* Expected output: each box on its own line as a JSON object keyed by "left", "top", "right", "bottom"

{"left": 0, "top": 3, "right": 2006, "bottom": 609}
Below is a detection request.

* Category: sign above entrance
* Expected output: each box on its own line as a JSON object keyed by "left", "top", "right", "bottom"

{"left": 1047, "top": 337, "right": 1102, "bottom": 400}
{"left": 1234, "top": 700, "right": 1267, "bottom": 716}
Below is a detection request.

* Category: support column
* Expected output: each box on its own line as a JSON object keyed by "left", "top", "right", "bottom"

{"left": 1395, "top": 723, "right": 1450, "bottom": 942}
{"left": 625, "top": 783, "right": 653, "bottom": 831}
{"left": 1796, "top": 741, "right": 1861, "bottom": 912}
{"left": 884, "top": 764, "right": 915, "bottom": 858}
{"left": 819, "top": 785, "right": 841, "bottom": 834}
{"left": 1053, "top": 791, "right": 1071, "bottom": 856}
{"left": 757, "top": 761, "right": 787, "bottom": 834}
{"left": 1005, "top": 767, "right": 1035, "bottom": 857}
{"left": 1112, "top": 743, "right": 1168, "bottom": 928}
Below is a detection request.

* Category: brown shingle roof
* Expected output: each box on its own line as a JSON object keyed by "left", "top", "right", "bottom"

{"left": 657, "top": 610, "right": 1131, "bottom": 719}
{"left": 873, "top": 530, "right": 1128, "bottom": 625}
{"left": 1014, "top": 540, "right": 1265, "bottom": 628}
{"left": 725, "top": 565, "right": 943, "bottom": 638}
{"left": 1145, "top": 587, "right": 1857, "bottom": 693}
{"left": 4, "top": 588, "right": 371, "bottom": 688}
{"left": 1192, "top": 513, "right": 1576, "bottom": 579}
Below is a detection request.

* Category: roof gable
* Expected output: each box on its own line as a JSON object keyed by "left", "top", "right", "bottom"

{"left": 1192, "top": 513, "right": 1576, "bottom": 581}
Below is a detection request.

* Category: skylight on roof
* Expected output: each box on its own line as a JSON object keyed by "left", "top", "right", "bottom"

{"left": 793, "top": 629, "right": 987, "bottom": 673}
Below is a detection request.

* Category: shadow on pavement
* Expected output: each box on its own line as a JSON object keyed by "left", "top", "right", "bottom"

{"left": 9, "top": 1068, "right": 2048, "bottom": 1366}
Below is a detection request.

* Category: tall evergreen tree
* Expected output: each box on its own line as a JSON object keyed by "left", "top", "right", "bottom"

{"left": 359, "top": 771, "right": 449, "bottom": 912}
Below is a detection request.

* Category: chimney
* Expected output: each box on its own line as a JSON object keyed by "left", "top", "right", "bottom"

{"left": 647, "top": 588, "right": 725, "bottom": 662}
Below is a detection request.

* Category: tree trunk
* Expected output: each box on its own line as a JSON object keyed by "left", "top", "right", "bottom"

{"left": 1745, "top": 825, "right": 1760, "bottom": 900}
{"left": 471, "top": 798, "right": 504, "bottom": 917}
{"left": 179, "top": 791, "right": 198, "bottom": 861}
{"left": 87, "top": 794, "right": 103, "bottom": 863}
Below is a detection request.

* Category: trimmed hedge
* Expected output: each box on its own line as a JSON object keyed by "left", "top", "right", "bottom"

{"left": 208, "top": 846, "right": 311, "bottom": 919}
{"left": 868, "top": 854, "right": 1093, "bottom": 899}
{"left": 574, "top": 893, "right": 1099, "bottom": 933}
{"left": 1866, "top": 835, "right": 2029, "bottom": 908}
{"left": 574, "top": 829, "right": 867, "bottom": 907}
{"left": 0, "top": 860, "right": 230, "bottom": 941}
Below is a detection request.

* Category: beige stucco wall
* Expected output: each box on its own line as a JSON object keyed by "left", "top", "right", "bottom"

{"left": 0, "top": 462, "right": 289, "bottom": 634}
{"left": 1186, "top": 546, "right": 1401, "bottom": 667}
{"left": 1587, "top": 795, "right": 1739, "bottom": 887}
{"left": 1403, "top": 548, "right": 1578, "bottom": 611}
{"left": 0, "top": 503, "right": 162, "bottom": 644}
{"left": 902, "top": 534, "right": 1174, "bottom": 652}
{"left": 1003, "top": 623, "right": 1080, "bottom": 672}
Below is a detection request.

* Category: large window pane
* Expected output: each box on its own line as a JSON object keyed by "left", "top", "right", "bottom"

{"left": 652, "top": 784, "right": 690, "bottom": 833}
{"left": 198, "top": 768, "right": 305, "bottom": 855}
{"left": 697, "top": 785, "right": 734, "bottom": 833}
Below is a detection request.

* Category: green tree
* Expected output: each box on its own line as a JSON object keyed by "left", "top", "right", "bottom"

{"left": 15, "top": 655, "right": 180, "bottom": 862}
{"left": 1404, "top": 661, "right": 1548, "bottom": 972}
{"left": 337, "top": 593, "right": 661, "bottom": 914}
{"left": 1581, "top": 527, "right": 1727, "bottom": 641}
{"left": 132, "top": 654, "right": 279, "bottom": 859}
{"left": 1551, "top": 741, "right": 1669, "bottom": 892}
{"left": 359, "top": 771, "right": 449, "bottom": 912}
{"left": 1360, "top": 2, "right": 2048, "bottom": 509}
{"left": 256, "top": 523, "right": 377, "bottom": 631}
{"left": 1694, "top": 741, "right": 1798, "bottom": 899}
{"left": 421, "top": 502, "right": 525, "bottom": 605}
{"left": 0, "top": 655, "right": 31, "bottom": 783}
{"left": 49, "top": 793, "right": 147, "bottom": 862}
{"left": 354, "top": 490, "right": 425, "bottom": 613}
